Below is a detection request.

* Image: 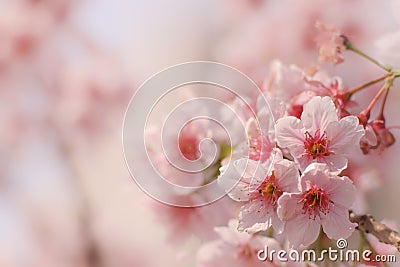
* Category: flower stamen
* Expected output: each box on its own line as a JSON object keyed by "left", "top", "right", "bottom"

{"left": 257, "top": 172, "right": 283, "bottom": 206}
{"left": 298, "top": 185, "right": 334, "bottom": 220}
{"left": 303, "top": 129, "right": 333, "bottom": 159}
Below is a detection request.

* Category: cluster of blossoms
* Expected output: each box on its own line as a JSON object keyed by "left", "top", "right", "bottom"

{"left": 145, "top": 22, "right": 400, "bottom": 266}
{"left": 219, "top": 93, "right": 364, "bottom": 248}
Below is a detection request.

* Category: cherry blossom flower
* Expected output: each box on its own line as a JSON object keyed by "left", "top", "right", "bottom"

{"left": 196, "top": 219, "right": 282, "bottom": 267}
{"left": 315, "top": 21, "right": 346, "bottom": 65}
{"left": 275, "top": 96, "right": 364, "bottom": 172}
{"left": 218, "top": 108, "right": 276, "bottom": 203}
{"left": 231, "top": 153, "right": 300, "bottom": 234}
{"left": 277, "top": 163, "right": 356, "bottom": 248}
{"left": 261, "top": 61, "right": 353, "bottom": 120}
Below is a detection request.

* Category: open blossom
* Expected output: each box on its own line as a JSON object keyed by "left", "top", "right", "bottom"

{"left": 275, "top": 96, "right": 364, "bottom": 172}
{"left": 261, "top": 61, "right": 353, "bottom": 120}
{"left": 315, "top": 21, "right": 346, "bottom": 65}
{"left": 232, "top": 153, "right": 300, "bottom": 234}
{"left": 196, "top": 219, "right": 282, "bottom": 267}
{"left": 217, "top": 106, "right": 276, "bottom": 196}
{"left": 277, "top": 163, "right": 356, "bottom": 248}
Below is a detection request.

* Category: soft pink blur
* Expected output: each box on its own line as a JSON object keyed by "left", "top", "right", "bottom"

{"left": 1, "top": 1, "right": 400, "bottom": 267}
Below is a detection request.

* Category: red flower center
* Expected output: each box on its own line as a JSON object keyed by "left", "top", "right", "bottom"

{"left": 303, "top": 129, "right": 333, "bottom": 159}
{"left": 257, "top": 172, "right": 282, "bottom": 206}
{"left": 299, "top": 185, "right": 333, "bottom": 219}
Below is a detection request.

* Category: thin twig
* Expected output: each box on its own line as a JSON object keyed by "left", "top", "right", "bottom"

{"left": 347, "top": 74, "right": 390, "bottom": 96}
{"left": 343, "top": 37, "right": 391, "bottom": 72}
{"left": 349, "top": 210, "right": 400, "bottom": 252}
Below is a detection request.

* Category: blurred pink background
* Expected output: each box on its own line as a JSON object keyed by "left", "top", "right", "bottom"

{"left": 1, "top": 0, "right": 399, "bottom": 266}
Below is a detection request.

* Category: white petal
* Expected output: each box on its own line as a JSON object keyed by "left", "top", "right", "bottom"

{"left": 301, "top": 96, "right": 338, "bottom": 133}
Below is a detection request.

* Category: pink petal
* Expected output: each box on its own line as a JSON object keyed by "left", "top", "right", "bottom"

{"left": 218, "top": 162, "right": 251, "bottom": 202}
{"left": 238, "top": 198, "right": 273, "bottom": 233}
{"left": 234, "top": 158, "right": 268, "bottom": 192}
{"left": 277, "top": 193, "right": 302, "bottom": 221}
{"left": 296, "top": 155, "right": 313, "bottom": 173}
{"left": 325, "top": 115, "right": 364, "bottom": 154}
{"left": 301, "top": 163, "right": 331, "bottom": 190}
{"left": 275, "top": 116, "right": 305, "bottom": 154}
{"left": 327, "top": 176, "right": 356, "bottom": 207}
{"left": 257, "top": 107, "right": 275, "bottom": 135}
{"left": 274, "top": 159, "right": 301, "bottom": 193}
{"left": 257, "top": 93, "right": 286, "bottom": 121}
{"left": 363, "top": 125, "right": 378, "bottom": 146}
{"left": 319, "top": 154, "right": 348, "bottom": 174}
{"left": 285, "top": 214, "right": 321, "bottom": 248}
{"left": 321, "top": 205, "right": 356, "bottom": 240}
{"left": 301, "top": 96, "right": 338, "bottom": 133}
{"left": 270, "top": 210, "right": 285, "bottom": 234}
{"left": 245, "top": 117, "right": 260, "bottom": 138}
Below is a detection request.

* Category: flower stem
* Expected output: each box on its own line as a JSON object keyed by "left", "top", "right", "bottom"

{"left": 377, "top": 85, "right": 390, "bottom": 120}
{"left": 347, "top": 73, "right": 390, "bottom": 96}
{"left": 343, "top": 37, "right": 391, "bottom": 72}
{"left": 365, "top": 85, "right": 387, "bottom": 115}
{"left": 366, "top": 76, "right": 394, "bottom": 112}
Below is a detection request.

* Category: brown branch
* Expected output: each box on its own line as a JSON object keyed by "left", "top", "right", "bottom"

{"left": 349, "top": 210, "right": 400, "bottom": 252}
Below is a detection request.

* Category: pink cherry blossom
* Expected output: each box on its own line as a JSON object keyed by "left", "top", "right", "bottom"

{"left": 196, "top": 219, "right": 282, "bottom": 267}
{"left": 275, "top": 96, "right": 364, "bottom": 172}
{"left": 261, "top": 61, "right": 353, "bottom": 120}
{"left": 277, "top": 163, "right": 356, "bottom": 248}
{"left": 315, "top": 21, "right": 346, "bottom": 65}
{"left": 233, "top": 155, "right": 300, "bottom": 234}
{"left": 217, "top": 106, "right": 276, "bottom": 197}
